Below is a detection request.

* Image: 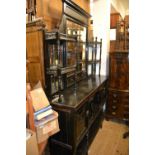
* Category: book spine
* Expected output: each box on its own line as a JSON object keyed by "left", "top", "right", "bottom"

{"left": 34, "top": 105, "right": 52, "bottom": 116}
{"left": 35, "top": 109, "right": 53, "bottom": 120}
{"left": 35, "top": 114, "right": 55, "bottom": 127}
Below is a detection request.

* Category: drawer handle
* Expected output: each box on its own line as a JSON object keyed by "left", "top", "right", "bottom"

{"left": 86, "top": 110, "right": 89, "bottom": 117}
{"left": 112, "top": 100, "right": 117, "bottom": 103}
{"left": 113, "top": 94, "right": 117, "bottom": 97}
{"left": 112, "top": 106, "right": 117, "bottom": 109}
{"left": 112, "top": 112, "right": 116, "bottom": 115}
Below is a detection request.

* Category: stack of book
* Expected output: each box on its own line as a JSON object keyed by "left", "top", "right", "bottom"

{"left": 30, "top": 87, "right": 54, "bottom": 127}
{"left": 30, "top": 86, "right": 60, "bottom": 143}
{"left": 34, "top": 105, "right": 54, "bottom": 126}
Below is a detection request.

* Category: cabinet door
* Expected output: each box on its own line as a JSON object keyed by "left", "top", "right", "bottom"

{"left": 110, "top": 13, "right": 121, "bottom": 28}
{"left": 26, "top": 27, "right": 45, "bottom": 87}
{"left": 109, "top": 53, "right": 129, "bottom": 90}
{"left": 75, "top": 105, "right": 87, "bottom": 142}
{"left": 66, "top": 42, "right": 76, "bottom": 67}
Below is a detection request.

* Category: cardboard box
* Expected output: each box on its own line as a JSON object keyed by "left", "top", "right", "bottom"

{"left": 36, "top": 111, "right": 60, "bottom": 143}
{"left": 30, "top": 87, "right": 50, "bottom": 112}
{"left": 26, "top": 129, "right": 39, "bottom": 155}
{"left": 30, "top": 82, "right": 60, "bottom": 143}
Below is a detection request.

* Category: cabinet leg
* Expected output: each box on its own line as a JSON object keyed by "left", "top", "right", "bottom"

{"left": 123, "top": 131, "right": 129, "bottom": 139}
{"left": 105, "top": 116, "right": 110, "bottom": 121}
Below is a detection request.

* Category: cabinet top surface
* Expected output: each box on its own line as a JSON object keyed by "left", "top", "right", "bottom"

{"left": 50, "top": 75, "right": 107, "bottom": 109}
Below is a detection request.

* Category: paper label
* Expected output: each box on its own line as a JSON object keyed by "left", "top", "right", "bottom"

{"left": 43, "top": 120, "right": 57, "bottom": 134}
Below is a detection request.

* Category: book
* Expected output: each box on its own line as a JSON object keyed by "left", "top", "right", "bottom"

{"left": 34, "top": 105, "right": 52, "bottom": 117}
{"left": 30, "top": 87, "right": 50, "bottom": 111}
{"left": 35, "top": 112, "right": 57, "bottom": 127}
{"left": 35, "top": 109, "right": 53, "bottom": 120}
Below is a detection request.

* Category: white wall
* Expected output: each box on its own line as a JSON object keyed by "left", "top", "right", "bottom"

{"left": 91, "top": 0, "right": 111, "bottom": 76}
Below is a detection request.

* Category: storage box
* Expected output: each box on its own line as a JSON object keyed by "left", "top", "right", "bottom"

{"left": 26, "top": 129, "right": 39, "bottom": 155}
{"left": 30, "top": 82, "right": 60, "bottom": 143}
{"left": 36, "top": 111, "right": 60, "bottom": 143}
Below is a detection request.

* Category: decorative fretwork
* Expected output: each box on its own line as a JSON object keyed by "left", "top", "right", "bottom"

{"left": 26, "top": 0, "right": 36, "bottom": 22}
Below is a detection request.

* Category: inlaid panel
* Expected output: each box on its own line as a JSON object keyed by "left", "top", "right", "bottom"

{"left": 109, "top": 52, "right": 129, "bottom": 90}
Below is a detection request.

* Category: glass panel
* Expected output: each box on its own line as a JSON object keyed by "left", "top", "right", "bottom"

{"left": 48, "top": 44, "right": 57, "bottom": 66}
{"left": 51, "top": 76, "right": 64, "bottom": 94}
{"left": 66, "top": 19, "right": 87, "bottom": 80}
{"left": 48, "top": 44, "right": 63, "bottom": 67}
{"left": 66, "top": 42, "right": 76, "bottom": 66}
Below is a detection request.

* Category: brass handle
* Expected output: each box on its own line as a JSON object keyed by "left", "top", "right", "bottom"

{"left": 112, "top": 106, "right": 117, "bottom": 109}
{"left": 112, "top": 112, "right": 116, "bottom": 115}
{"left": 113, "top": 94, "right": 117, "bottom": 97}
{"left": 112, "top": 100, "right": 117, "bottom": 103}
{"left": 86, "top": 110, "right": 89, "bottom": 117}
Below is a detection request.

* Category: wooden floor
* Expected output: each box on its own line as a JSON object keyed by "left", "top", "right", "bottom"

{"left": 88, "top": 120, "right": 129, "bottom": 155}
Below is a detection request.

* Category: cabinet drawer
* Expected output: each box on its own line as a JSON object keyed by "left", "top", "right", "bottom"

{"left": 111, "top": 105, "right": 118, "bottom": 110}
{"left": 108, "top": 90, "right": 121, "bottom": 100}
{"left": 108, "top": 92, "right": 120, "bottom": 105}
{"left": 107, "top": 109, "right": 122, "bottom": 118}
{"left": 107, "top": 98, "right": 118, "bottom": 109}
{"left": 107, "top": 90, "right": 129, "bottom": 120}
{"left": 110, "top": 92, "right": 119, "bottom": 99}
{"left": 108, "top": 90, "right": 129, "bottom": 104}
{"left": 106, "top": 104, "right": 122, "bottom": 118}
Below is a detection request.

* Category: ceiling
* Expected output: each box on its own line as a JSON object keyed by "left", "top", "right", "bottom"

{"left": 111, "top": 0, "right": 129, "bottom": 14}
{"left": 111, "top": 4, "right": 118, "bottom": 13}
{"left": 119, "top": 0, "right": 129, "bottom": 11}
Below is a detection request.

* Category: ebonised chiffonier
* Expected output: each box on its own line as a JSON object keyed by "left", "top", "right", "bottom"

{"left": 106, "top": 51, "right": 129, "bottom": 122}
{"left": 42, "top": 1, "right": 107, "bottom": 154}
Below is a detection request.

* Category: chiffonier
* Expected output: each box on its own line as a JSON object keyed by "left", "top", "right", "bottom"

{"left": 106, "top": 51, "right": 129, "bottom": 121}
{"left": 42, "top": 1, "right": 108, "bottom": 154}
